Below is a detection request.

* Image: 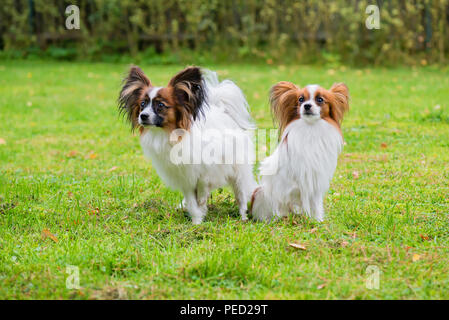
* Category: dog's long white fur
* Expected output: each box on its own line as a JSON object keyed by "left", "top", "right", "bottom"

{"left": 140, "top": 70, "right": 257, "bottom": 224}
{"left": 252, "top": 118, "right": 343, "bottom": 222}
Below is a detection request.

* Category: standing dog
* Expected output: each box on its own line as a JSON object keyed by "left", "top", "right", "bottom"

{"left": 119, "top": 66, "right": 256, "bottom": 224}
{"left": 251, "top": 82, "right": 349, "bottom": 222}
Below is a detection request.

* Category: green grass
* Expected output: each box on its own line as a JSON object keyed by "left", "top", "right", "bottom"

{"left": 0, "top": 60, "right": 449, "bottom": 299}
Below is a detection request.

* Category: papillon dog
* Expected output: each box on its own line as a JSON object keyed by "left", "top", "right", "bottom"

{"left": 118, "top": 66, "right": 257, "bottom": 224}
{"left": 251, "top": 82, "right": 349, "bottom": 222}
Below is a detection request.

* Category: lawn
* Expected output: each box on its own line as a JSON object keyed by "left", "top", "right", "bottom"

{"left": 0, "top": 60, "right": 448, "bottom": 299}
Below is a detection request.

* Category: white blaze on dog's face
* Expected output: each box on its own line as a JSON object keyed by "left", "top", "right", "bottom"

{"left": 299, "top": 85, "right": 322, "bottom": 123}
{"left": 138, "top": 87, "right": 162, "bottom": 127}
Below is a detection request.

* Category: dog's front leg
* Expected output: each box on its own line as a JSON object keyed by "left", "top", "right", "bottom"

{"left": 184, "top": 191, "right": 206, "bottom": 224}
{"left": 311, "top": 194, "right": 325, "bottom": 222}
{"left": 196, "top": 181, "right": 210, "bottom": 214}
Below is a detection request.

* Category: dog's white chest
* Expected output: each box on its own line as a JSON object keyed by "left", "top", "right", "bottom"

{"left": 282, "top": 119, "right": 343, "bottom": 194}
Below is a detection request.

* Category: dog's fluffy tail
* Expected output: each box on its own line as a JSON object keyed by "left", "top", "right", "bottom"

{"left": 203, "top": 69, "right": 255, "bottom": 131}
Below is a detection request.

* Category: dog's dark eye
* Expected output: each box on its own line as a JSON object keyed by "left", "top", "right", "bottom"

{"left": 155, "top": 101, "right": 166, "bottom": 113}
{"left": 299, "top": 96, "right": 305, "bottom": 103}
{"left": 140, "top": 101, "right": 146, "bottom": 108}
{"left": 316, "top": 97, "right": 324, "bottom": 103}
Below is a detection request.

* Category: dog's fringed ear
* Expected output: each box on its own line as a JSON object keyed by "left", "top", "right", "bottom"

{"left": 329, "top": 83, "right": 349, "bottom": 125}
{"left": 118, "top": 65, "right": 151, "bottom": 130}
{"left": 169, "top": 66, "right": 206, "bottom": 121}
{"left": 269, "top": 81, "right": 300, "bottom": 134}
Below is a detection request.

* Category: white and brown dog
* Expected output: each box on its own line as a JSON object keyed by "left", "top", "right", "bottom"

{"left": 251, "top": 82, "right": 349, "bottom": 222}
{"left": 119, "top": 66, "right": 257, "bottom": 224}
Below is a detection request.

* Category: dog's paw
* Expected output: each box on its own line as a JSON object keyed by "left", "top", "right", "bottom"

{"left": 191, "top": 215, "right": 204, "bottom": 224}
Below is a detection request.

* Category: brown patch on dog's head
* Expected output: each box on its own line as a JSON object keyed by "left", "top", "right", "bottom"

{"left": 325, "top": 83, "right": 349, "bottom": 125}
{"left": 269, "top": 81, "right": 301, "bottom": 134}
{"left": 118, "top": 65, "right": 151, "bottom": 131}
{"left": 310, "top": 83, "right": 349, "bottom": 134}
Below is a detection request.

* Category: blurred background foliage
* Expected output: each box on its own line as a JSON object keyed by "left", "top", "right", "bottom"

{"left": 0, "top": 0, "right": 447, "bottom": 66}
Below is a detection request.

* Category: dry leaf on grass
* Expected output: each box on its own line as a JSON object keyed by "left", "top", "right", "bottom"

{"left": 0, "top": 138, "right": 6, "bottom": 145}
{"left": 317, "top": 283, "right": 326, "bottom": 290}
{"left": 109, "top": 166, "right": 118, "bottom": 172}
{"left": 87, "top": 152, "right": 98, "bottom": 159}
{"left": 352, "top": 171, "right": 360, "bottom": 179}
{"left": 289, "top": 243, "right": 307, "bottom": 250}
{"left": 380, "top": 142, "right": 388, "bottom": 149}
{"left": 42, "top": 229, "right": 58, "bottom": 243}
{"left": 412, "top": 254, "right": 421, "bottom": 262}
{"left": 66, "top": 150, "right": 78, "bottom": 157}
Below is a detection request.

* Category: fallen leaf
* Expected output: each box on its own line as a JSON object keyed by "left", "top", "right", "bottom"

{"left": 412, "top": 254, "right": 421, "bottom": 262}
{"left": 266, "top": 58, "right": 273, "bottom": 65}
{"left": 67, "top": 191, "right": 74, "bottom": 198}
{"left": 87, "top": 152, "right": 98, "bottom": 159}
{"left": 66, "top": 150, "right": 78, "bottom": 157}
{"left": 420, "top": 234, "right": 429, "bottom": 241}
{"left": 341, "top": 240, "right": 349, "bottom": 247}
{"left": 317, "top": 283, "right": 326, "bottom": 290}
{"left": 352, "top": 171, "right": 360, "bottom": 179}
{"left": 289, "top": 243, "right": 307, "bottom": 250}
{"left": 42, "top": 229, "right": 58, "bottom": 243}
{"left": 309, "top": 228, "right": 318, "bottom": 234}
{"left": 109, "top": 166, "right": 118, "bottom": 172}
{"left": 380, "top": 142, "right": 388, "bottom": 149}
{"left": 0, "top": 138, "right": 5, "bottom": 145}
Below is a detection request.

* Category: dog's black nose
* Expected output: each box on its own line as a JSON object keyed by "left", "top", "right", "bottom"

{"left": 140, "top": 113, "right": 149, "bottom": 121}
{"left": 304, "top": 104, "right": 312, "bottom": 111}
